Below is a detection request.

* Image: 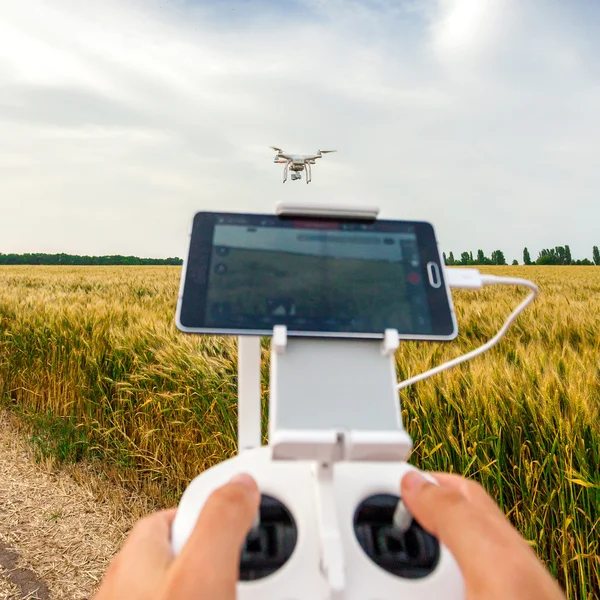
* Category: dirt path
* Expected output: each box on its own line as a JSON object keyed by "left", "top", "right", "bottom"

{"left": 0, "top": 412, "right": 155, "bottom": 599}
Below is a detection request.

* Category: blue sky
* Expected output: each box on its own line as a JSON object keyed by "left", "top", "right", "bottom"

{"left": 1, "top": 0, "right": 598, "bottom": 261}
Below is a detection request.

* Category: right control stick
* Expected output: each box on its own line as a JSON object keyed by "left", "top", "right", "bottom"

{"left": 353, "top": 494, "right": 440, "bottom": 578}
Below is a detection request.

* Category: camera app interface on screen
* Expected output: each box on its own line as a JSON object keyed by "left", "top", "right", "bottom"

{"left": 204, "top": 218, "right": 433, "bottom": 334}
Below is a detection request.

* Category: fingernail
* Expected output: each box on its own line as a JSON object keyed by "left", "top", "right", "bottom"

{"left": 402, "top": 471, "right": 428, "bottom": 493}
{"left": 230, "top": 473, "right": 258, "bottom": 494}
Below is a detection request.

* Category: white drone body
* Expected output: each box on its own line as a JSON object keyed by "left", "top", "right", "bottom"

{"left": 270, "top": 147, "right": 336, "bottom": 183}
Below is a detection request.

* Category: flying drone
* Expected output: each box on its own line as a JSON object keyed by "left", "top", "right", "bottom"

{"left": 270, "top": 147, "right": 336, "bottom": 183}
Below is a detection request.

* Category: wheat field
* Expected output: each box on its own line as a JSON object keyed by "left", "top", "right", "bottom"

{"left": 0, "top": 265, "right": 598, "bottom": 598}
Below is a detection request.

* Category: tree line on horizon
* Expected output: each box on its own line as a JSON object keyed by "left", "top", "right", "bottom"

{"left": 0, "top": 253, "right": 183, "bottom": 266}
{"left": 443, "top": 246, "right": 600, "bottom": 267}
{"left": 1, "top": 247, "right": 599, "bottom": 267}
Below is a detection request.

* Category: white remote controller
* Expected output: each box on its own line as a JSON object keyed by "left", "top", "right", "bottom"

{"left": 171, "top": 446, "right": 465, "bottom": 599}
{"left": 172, "top": 203, "right": 468, "bottom": 599}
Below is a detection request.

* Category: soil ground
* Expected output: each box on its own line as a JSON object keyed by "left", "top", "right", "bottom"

{"left": 0, "top": 411, "right": 156, "bottom": 599}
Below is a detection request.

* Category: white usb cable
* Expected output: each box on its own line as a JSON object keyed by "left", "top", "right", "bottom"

{"left": 396, "top": 268, "right": 539, "bottom": 391}
{"left": 392, "top": 268, "right": 539, "bottom": 534}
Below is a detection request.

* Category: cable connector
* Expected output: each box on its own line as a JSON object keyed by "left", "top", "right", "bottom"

{"left": 445, "top": 268, "right": 483, "bottom": 290}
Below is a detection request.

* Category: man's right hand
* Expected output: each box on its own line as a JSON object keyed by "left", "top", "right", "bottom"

{"left": 401, "top": 471, "right": 565, "bottom": 600}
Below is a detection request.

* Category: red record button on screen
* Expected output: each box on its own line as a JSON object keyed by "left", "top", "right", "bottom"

{"left": 408, "top": 272, "right": 420, "bottom": 285}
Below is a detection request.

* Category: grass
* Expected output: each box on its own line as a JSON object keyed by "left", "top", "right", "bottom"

{"left": 0, "top": 265, "right": 598, "bottom": 598}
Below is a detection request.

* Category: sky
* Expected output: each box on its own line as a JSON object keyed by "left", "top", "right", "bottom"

{"left": 0, "top": 0, "right": 599, "bottom": 262}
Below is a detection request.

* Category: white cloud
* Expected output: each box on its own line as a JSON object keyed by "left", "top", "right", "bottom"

{"left": 0, "top": 0, "right": 599, "bottom": 262}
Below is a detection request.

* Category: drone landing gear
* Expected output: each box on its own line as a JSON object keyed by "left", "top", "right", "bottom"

{"left": 283, "top": 161, "right": 289, "bottom": 183}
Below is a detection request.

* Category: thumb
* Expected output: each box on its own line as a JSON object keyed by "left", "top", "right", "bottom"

{"left": 164, "top": 473, "right": 261, "bottom": 599}
{"left": 400, "top": 471, "right": 516, "bottom": 581}
{"left": 401, "top": 472, "right": 567, "bottom": 599}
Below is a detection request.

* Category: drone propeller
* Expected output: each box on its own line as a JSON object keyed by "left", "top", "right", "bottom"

{"left": 269, "top": 146, "right": 283, "bottom": 152}
{"left": 319, "top": 149, "right": 336, "bottom": 154}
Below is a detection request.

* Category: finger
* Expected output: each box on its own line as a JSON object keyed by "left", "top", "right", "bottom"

{"left": 427, "top": 472, "right": 509, "bottom": 521}
{"left": 121, "top": 508, "right": 178, "bottom": 565}
{"left": 165, "top": 473, "right": 260, "bottom": 599}
{"left": 401, "top": 471, "right": 527, "bottom": 582}
{"left": 95, "top": 508, "right": 178, "bottom": 600}
{"left": 402, "top": 472, "right": 567, "bottom": 599}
